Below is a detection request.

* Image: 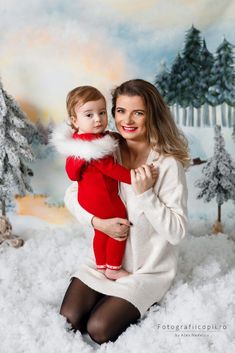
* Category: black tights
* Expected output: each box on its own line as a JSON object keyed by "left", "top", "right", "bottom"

{"left": 60, "top": 277, "right": 140, "bottom": 344}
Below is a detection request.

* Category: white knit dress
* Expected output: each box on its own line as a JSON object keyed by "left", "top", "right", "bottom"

{"left": 64, "top": 149, "right": 188, "bottom": 318}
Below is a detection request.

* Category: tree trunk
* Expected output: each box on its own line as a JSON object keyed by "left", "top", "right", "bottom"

{"left": 176, "top": 104, "right": 179, "bottom": 124}
{"left": 182, "top": 107, "right": 187, "bottom": 126}
{"left": 210, "top": 204, "right": 223, "bottom": 234}
{"left": 188, "top": 105, "right": 194, "bottom": 126}
{"left": 2, "top": 199, "right": 6, "bottom": 216}
{"left": 211, "top": 106, "right": 217, "bottom": 126}
{"left": 173, "top": 105, "right": 176, "bottom": 122}
{"left": 203, "top": 103, "right": 210, "bottom": 126}
{"left": 217, "top": 204, "right": 221, "bottom": 222}
{"left": 232, "top": 107, "right": 235, "bottom": 126}
{"left": 196, "top": 107, "right": 201, "bottom": 127}
{"left": 221, "top": 103, "right": 227, "bottom": 127}
{"left": 227, "top": 105, "right": 232, "bottom": 127}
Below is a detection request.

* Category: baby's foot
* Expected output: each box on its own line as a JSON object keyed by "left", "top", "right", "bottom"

{"left": 105, "top": 268, "right": 129, "bottom": 280}
{"left": 97, "top": 268, "right": 106, "bottom": 274}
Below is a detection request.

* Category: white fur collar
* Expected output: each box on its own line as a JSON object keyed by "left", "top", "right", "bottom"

{"left": 50, "top": 123, "right": 118, "bottom": 161}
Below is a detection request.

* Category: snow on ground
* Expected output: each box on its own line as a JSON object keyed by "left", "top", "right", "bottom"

{"left": 0, "top": 214, "right": 234, "bottom": 353}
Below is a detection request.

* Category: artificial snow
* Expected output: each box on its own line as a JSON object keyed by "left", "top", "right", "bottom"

{"left": 0, "top": 214, "right": 234, "bottom": 353}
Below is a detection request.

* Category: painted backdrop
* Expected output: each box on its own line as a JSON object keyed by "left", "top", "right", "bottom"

{"left": 0, "top": 0, "right": 235, "bottom": 228}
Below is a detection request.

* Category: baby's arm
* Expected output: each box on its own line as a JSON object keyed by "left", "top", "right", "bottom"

{"left": 92, "top": 156, "right": 131, "bottom": 184}
{"left": 66, "top": 157, "right": 86, "bottom": 181}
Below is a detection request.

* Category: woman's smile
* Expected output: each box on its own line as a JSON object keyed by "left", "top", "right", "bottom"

{"left": 121, "top": 126, "right": 138, "bottom": 132}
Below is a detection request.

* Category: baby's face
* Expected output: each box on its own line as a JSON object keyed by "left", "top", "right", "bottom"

{"left": 72, "top": 98, "right": 108, "bottom": 134}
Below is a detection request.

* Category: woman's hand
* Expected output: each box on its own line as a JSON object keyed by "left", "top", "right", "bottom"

{"left": 91, "top": 217, "right": 131, "bottom": 241}
{"left": 131, "top": 164, "right": 159, "bottom": 195}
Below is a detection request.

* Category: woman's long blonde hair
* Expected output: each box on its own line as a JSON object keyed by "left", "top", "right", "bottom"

{"left": 111, "top": 79, "right": 190, "bottom": 168}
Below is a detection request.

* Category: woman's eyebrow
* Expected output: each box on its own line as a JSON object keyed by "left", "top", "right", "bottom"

{"left": 116, "top": 107, "right": 145, "bottom": 112}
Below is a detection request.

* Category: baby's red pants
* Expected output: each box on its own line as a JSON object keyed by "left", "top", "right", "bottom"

{"left": 93, "top": 229, "right": 127, "bottom": 270}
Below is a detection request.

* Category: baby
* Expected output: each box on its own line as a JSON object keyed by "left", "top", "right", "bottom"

{"left": 53, "top": 86, "right": 133, "bottom": 280}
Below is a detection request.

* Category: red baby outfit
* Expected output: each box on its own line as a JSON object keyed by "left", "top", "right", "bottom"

{"left": 65, "top": 131, "right": 131, "bottom": 271}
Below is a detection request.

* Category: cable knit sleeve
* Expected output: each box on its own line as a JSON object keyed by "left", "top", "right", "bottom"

{"left": 64, "top": 182, "right": 94, "bottom": 226}
{"left": 135, "top": 157, "right": 188, "bottom": 245}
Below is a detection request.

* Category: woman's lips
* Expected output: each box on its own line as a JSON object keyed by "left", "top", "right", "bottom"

{"left": 122, "top": 126, "right": 138, "bottom": 132}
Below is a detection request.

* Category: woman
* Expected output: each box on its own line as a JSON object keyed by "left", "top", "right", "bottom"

{"left": 60, "top": 79, "right": 189, "bottom": 344}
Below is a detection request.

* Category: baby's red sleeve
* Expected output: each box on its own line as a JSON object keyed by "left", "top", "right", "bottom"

{"left": 65, "top": 157, "right": 86, "bottom": 181}
{"left": 92, "top": 156, "right": 131, "bottom": 184}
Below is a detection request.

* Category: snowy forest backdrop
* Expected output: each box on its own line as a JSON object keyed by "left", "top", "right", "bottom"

{"left": 0, "top": 0, "right": 235, "bottom": 229}
{"left": 1, "top": 2, "right": 235, "bottom": 352}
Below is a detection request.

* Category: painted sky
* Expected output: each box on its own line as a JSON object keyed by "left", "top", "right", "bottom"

{"left": 0, "top": 0, "right": 235, "bottom": 124}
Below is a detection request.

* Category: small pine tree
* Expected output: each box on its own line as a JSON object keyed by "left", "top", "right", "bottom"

{"left": 29, "top": 119, "right": 52, "bottom": 159}
{"left": 169, "top": 54, "right": 189, "bottom": 125}
{"left": 195, "top": 125, "right": 235, "bottom": 233}
{"left": 35, "top": 120, "right": 49, "bottom": 145}
{"left": 181, "top": 25, "right": 203, "bottom": 126}
{"left": 154, "top": 61, "right": 170, "bottom": 101}
{"left": 47, "top": 118, "right": 56, "bottom": 136}
{"left": 0, "top": 80, "right": 34, "bottom": 216}
{"left": 206, "top": 39, "right": 235, "bottom": 127}
{"left": 200, "top": 39, "right": 214, "bottom": 126}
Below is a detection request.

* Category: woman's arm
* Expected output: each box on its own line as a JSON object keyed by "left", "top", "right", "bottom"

{"left": 133, "top": 159, "right": 188, "bottom": 245}
{"left": 64, "top": 182, "right": 131, "bottom": 238}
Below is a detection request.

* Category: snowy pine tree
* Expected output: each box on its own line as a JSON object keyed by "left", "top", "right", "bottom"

{"left": 154, "top": 61, "right": 170, "bottom": 101}
{"left": 47, "top": 118, "right": 56, "bottom": 137}
{"left": 181, "top": 26, "right": 203, "bottom": 126}
{"left": 35, "top": 120, "right": 48, "bottom": 145}
{"left": 206, "top": 39, "right": 235, "bottom": 127}
{"left": 0, "top": 81, "right": 34, "bottom": 215}
{"left": 172, "top": 54, "right": 189, "bottom": 126}
{"left": 154, "top": 27, "right": 235, "bottom": 128}
{"left": 168, "top": 54, "right": 187, "bottom": 125}
{"left": 195, "top": 125, "right": 235, "bottom": 232}
{"left": 200, "top": 39, "right": 214, "bottom": 126}
{"left": 154, "top": 61, "right": 183, "bottom": 122}
{"left": 29, "top": 119, "right": 52, "bottom": 159}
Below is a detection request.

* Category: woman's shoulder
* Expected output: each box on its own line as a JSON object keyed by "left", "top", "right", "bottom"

{"left": 155, "top": 152, "right": 182, "bottom": 168}
{"left": 155, "top": 153, "right": 186, "bottom": 180}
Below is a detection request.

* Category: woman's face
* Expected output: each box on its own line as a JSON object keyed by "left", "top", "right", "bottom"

{"left": 114, "top": 95, "right": 147, "bottom": 142}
